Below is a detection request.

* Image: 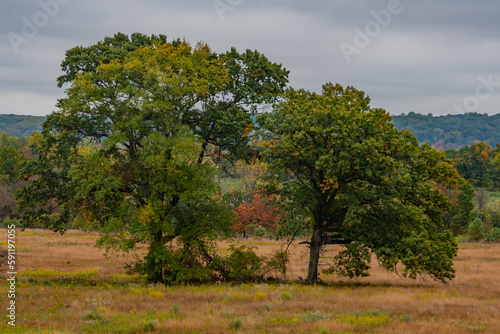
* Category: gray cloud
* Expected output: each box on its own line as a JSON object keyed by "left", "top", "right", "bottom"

{"left": 1, "top": 0, "right": 500, "bottom": 116}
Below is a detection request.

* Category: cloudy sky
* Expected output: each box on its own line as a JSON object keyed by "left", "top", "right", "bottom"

{"left": 1, "top": 0, "right": 500, "bottom": 117}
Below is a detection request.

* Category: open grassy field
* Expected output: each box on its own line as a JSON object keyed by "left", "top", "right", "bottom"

{"left": 1, "top": 228, "right": 500, "bottom": 333}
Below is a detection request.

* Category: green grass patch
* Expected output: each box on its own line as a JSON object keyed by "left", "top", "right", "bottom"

{"left": 0, "top": 324, "right": 70, "bottom": 333}
{"left": 109, "top": 273, "right": 144, "bottom": 281}
{"left": 78, "top": 311, "right": 178, "bottom": 333}
{"left": 17, "top": 231, "right": 52, "bottom": 237}
{"left": 261, "top": 304, "right": 273, "bottom": 312}
{"left": 337, "top": 310, "right": 392, "bottom": 328}
{"left": 465, "top": 321, "right": 487, "bottom": 332}
{"left": 46, "top": 241, "right": 80, "bottom": 247}
{"left": 229, "top": 317, "right": 244, "bottom": 330}
{"left": 266, "top": 310, "right": 330, "bottom": 326}
{"left": 19, "top": 269, "right": 63, "bottom": 278}
{"left": 280, "top": 291, "right": 292, "bottom": 300}
{"left": 20, "top": 268, "right": 99, "bottom": 278}
{"left": 267, "top": 315, "right": 302, "bottom": 326}
{"left": 0, "top": 241, "right": 32, "bottom": 252}
{"left": 399, "top": 312, "right": 413, "bottom": 322}
{"left": 299, "top": 310, "right": 331, "bottom": 322}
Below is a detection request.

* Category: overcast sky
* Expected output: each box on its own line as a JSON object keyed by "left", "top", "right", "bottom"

{"left": 1, "top": 0, "right": 500, "bottom": 117}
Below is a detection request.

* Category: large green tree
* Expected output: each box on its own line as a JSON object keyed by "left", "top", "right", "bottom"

{"left": 17, "top": 33, "right": 288, "bottom": 283}
{"left": 260, "top": 83, "right": 463, "bottom": 284}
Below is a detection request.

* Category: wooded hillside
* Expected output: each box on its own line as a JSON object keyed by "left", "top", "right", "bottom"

{"left": 0, "top": 114, "right": 45, "bottom": 137}
{"left": 392, "top": 112, "right": 500, "bottom": 149}
{"left": 3, "top": 112, "right": 499, "bottom": 151}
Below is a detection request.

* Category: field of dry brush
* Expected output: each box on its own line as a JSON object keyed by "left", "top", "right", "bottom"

{"left": 1, "top": 228, "right": 499, "bottom": 333}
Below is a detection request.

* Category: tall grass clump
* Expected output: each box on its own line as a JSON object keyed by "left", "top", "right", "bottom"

{"left": 229, "top": 317, "right": 243, "bottom": 330}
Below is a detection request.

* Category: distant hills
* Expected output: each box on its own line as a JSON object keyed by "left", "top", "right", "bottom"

{"left": 391, "top": 112, "right": 500, "bottom": 149}
{"left": 1, "top": 112, "right": 499, "bottom": 150}
{"left": 0, "top": 114, "right": 45, "bottom": 137}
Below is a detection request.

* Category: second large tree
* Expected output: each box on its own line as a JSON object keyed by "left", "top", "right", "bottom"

{"left": 260, "top": 83, "right": 462, "bottom": 284}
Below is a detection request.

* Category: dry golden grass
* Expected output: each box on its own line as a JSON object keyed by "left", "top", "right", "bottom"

{"left": 1, "top": 228, "right": 499, "bottom": 333}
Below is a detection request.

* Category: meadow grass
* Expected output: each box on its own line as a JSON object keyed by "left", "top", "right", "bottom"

{"left": 1, "top": 228, "right": 499, "bottom": 333}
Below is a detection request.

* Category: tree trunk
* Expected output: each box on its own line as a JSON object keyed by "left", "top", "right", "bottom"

{"left": 146, "top": 228, "right": 164, "bottom": 283}
{"left": 197, "top": 141, "right": 208, "bottom": 165}
{"left": 306, "top": 228, "right": 323, "bottom": 284}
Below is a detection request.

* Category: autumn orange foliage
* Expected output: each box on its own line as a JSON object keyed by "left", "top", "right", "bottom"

{"left": 231, "top": 192, "right": 280, "bottom": 234}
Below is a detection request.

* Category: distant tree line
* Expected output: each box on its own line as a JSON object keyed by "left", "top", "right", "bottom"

{"left": 4, "top": 112, "right": 500, "bottom": 151}
{"left": 4, "top": 112, "right": 500, "bottom": 152}
{"left": 392, "top": 112, "right": 500, "bottom": 149}
{"left": 0, "top": 114, "right": 45, "bottom": 138}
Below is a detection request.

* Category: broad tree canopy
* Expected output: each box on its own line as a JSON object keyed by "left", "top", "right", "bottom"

{"left": 17, "top": 33, "right": 289, "bottom": 283}
{"left": 259, "top": 83, "right": 462, "bottom": 284}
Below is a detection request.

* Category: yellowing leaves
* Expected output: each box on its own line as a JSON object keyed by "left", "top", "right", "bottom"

{"left": 242, "top": 123, "right": 253, "bottom": 138}
{"left": 320, "top": 177, "right": 339, "bottom": 193}
{"left": 138, "top": 203, "right": 157, "bottom": 225}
